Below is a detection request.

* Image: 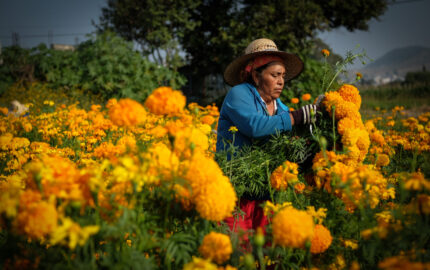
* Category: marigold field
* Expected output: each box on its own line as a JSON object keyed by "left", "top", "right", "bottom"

{"left": 0, "top": 81, "right": 429, "bottom": 270}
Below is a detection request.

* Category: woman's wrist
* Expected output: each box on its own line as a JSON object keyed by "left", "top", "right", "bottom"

{"left": 289, "top": 112, "right": 295, "bottom": 126}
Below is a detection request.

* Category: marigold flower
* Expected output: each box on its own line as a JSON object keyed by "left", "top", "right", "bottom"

{"left": 107, "top": 98, "right": 146, "bottom": 127}
{"left": 228, "top": 126, "right": 238, "bottom": 133}
{"left": 301, "top": 93, "right": 311, "bottom": 101}
{"left": 321, "top": 49, "right": 330, "bottom": 57}
{"left": 0, "top": 107, "right": 8, "bottom": 115}
{"left": 173, "top": 127, "right": 209, "bottom": 159}
{"left": 356, "top": 72, "right": 363, "bottom": 80}
{"left": 376, "top": 154, "right": 390, "bottom": 167}
{"left": 294, "top": 182, "right": 306, "bottom": 194}
{"left": 404, "top": 172, "right": 430, "bottom": 191}
{"left": 270, "top": 160, "right": 299, "bottom": 190}
{"left": 198, "top": 232, "right": 232, "bottom": 264}
{"left": 272, "top": 206, "right": 314, "bottom": 248}
{"left": 310, "top": 224, "right": 332, "bottom": 254}
{"left": 15, "top": 190, "right": 58, "bottom": 239}
{"left": 201, "top": 115, "right": 215, "bottom": 125}
{"left": 291, "top": 98, "right": 299, "bottom": 104}
{"left": 183, "top": 257, "right": 218, "bottom": 270}
{"left": 337, "top": 84, "right": 362, "bottom": 109}
{"left": 50, "top": 217, "right": 99, "bottom": 249}
{"left": 144, "top": 86, "right": 186, "bottom": 116}
{"left": 183, "top": 152, "right": 237, "bottom": 221}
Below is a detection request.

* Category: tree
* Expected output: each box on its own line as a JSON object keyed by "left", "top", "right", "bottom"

{"left": 98, "top": 0, "right": 389, "bottom": 92}
{"left": 98, "top": 0, "right": 200, "bottom": 70}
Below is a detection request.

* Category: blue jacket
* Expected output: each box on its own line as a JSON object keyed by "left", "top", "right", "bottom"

{"left": 216, "top": 83, "right": 293, "bottom": 152}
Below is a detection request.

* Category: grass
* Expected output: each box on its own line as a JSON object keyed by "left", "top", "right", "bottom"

{"left": 360, "top": 82, "right": 430, "bottom": 118}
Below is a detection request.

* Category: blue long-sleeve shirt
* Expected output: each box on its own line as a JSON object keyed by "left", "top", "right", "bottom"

{"left": 216, "top": 82, "right": 292, "bottom": 152}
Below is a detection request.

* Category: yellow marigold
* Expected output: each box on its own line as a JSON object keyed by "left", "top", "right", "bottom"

{"left": 291, "top": 98, "right": 299, "bottom": 104}
{"left": 183, "top": 152, "right": 237, "bottom": 221}
{"left": 310, "top": 224, "right": 332, "bottom": 254}
{"left": 370, "top": 130, "right": 385, "bottom": 146}
{"left": 404, "top": 172, "right": 430, "bottom": 191}
{"left": 306, "top": 206, "right": 327, "bottom": 224}
{"left": 301, "top": 93, "right": 311, "bottom": 101}
{"left": 183, "top": 257, "right": 217, "bottom": 270}
{"left": 228, "top": 126, "right": 238, "bottom": 133}
{"left": 337, "top": 84, "right": 362, "bottom": 109}
{"left": 337, "top": 117, "right": 363, "bottom": 135}
{"left": 107, "top": 98, "right": 146, "bottom": 127}
{"left": 376, "top": 154, "right": 390, "bottom": 167}
{"left": 322, "top": 91, "right": 343, "bottom": 115}
{"left": 263, "top": 201, "right": 292, "bottom": 217}
{"left": 144, "top": 86, "right": 186, "bottom": 116}
{"left": 321, "top": 49, "right": 330, "bottom": 57}
{"left": 378, "top": 256, "right": 430, "bottom": 270}
{"left": 270, "top": 160, "right": 299, "bottom": 190}
{"left": 15, "top": 190, "right": 58, "bottom": 239}
{"left": 145, "top": 142, "right": 179, "bottom": 183}
{"left": 272, "top": 206, "right": 314, "bottom": 248}
{"left": 356, "top": 129, "right": 370, "bottom": 152}
{"left": 340, "top": 239, "right": 358, "bottom": 250}
{"left": 334, "top": 101, "right": 361, "bottom": 121}
{"left": 198, "top": 232, "right": 232, "bottom": 264}
{"left": 174, "top": 127, "right": 209, "bottom": 159}
{"left": 50, "top": 217, "right": 99, "bottom": 249}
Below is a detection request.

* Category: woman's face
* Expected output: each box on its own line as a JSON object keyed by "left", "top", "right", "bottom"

{"left": 253, "top": 62, "right": 286, "bottom": 101}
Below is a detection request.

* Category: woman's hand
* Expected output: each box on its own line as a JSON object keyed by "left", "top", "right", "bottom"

{"left": 290, "top": 104, "right": 318, "bottom": 125}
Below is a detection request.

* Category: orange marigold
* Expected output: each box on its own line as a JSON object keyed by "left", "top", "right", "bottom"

{"left": 15, "top": 190, "right": 58, "bottom": 239}
{"left": 270, "top": 160, "right": 299, "bottom": 190}
{"left": 183, "top": 152, "right": 237, "bottom": 221}
{"left": 310, "top": 224, "right": 332, "bottom": 254}
{"left": 291, "top": 98, "right": 299, "bottom": 104}
{"left": 301, "top": 93, "right": 311, "bottom": 101}
{"left": 337, "top": 84, "right": 362, "bottom": 109}
{"left": 272, "top": 206, "right": 314, "bottom": 248}
{"left": 321, "top": 49, "right": 330, "bottom": 57}
{"left": 144, "top": 86, "right": 186, "bottom": 115}
{"left": 198, "top": 232, "right": 232, "bottom": 264}
{"left": 106, "top": 98, "right": 146, "bottom": 127}
{"left": 376, "top": 154, "right": 390, "bottom": 167}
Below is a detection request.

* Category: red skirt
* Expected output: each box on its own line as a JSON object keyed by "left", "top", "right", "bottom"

{"left": 224, "top": 198, "right": 269, "bottom": 246}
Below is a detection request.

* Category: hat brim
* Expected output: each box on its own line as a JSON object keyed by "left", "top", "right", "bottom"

{"left": 223, "top": 50, "right": 304, "bottom": 86}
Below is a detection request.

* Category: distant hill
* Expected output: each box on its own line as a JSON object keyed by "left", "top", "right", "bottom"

{"left": 354, "top": 46, "right": 430, "bottom": 85}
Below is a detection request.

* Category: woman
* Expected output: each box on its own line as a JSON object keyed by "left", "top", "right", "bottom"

{"left": 216, "top": 38, "right": 318, "bottom": 242}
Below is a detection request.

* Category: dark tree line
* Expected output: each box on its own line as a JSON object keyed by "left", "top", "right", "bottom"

{"left": 98, "top": 0, "right": 389, "bottom": 93}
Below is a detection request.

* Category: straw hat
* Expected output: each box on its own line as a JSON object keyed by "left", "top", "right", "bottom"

{"left": 223, "top": 38, "right": 304, "bottom": 86}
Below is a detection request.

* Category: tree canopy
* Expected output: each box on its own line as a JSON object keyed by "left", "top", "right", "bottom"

{"left": 98, "top": 0, "right": 388, "bottom": 81}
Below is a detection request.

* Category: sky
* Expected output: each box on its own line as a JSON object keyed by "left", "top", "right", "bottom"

{"left": 1, "top": 0, "right": 430, "bottom": 70}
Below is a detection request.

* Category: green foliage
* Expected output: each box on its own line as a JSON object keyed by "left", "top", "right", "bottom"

{"left": 0, "top": 32, "right": 187, "bottom": 103}
{"left": 0, "top": 46, "right": 35, "bottom": 93}
{"left": 76, "top": 32, "right": 186, "bottom": 101}
{"left": 99, "top": 0, "right": 201, "bottom": 70}
{"left": 98, "top": 0, "right": 389, "bottom": 81}
{"left": 216, "top": 110, "right": 336, "bottom": 200}
{"left": 404, "top": 70, "right": 430, "bottom": 85}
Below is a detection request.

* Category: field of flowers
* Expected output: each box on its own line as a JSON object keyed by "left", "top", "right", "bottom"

{"left": 0, "top": 80, "right": 429, "bottom": 269}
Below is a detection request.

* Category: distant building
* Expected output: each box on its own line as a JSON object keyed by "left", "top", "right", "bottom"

{"left": 51, "top": 44, "right": 76, "bottom": 51}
